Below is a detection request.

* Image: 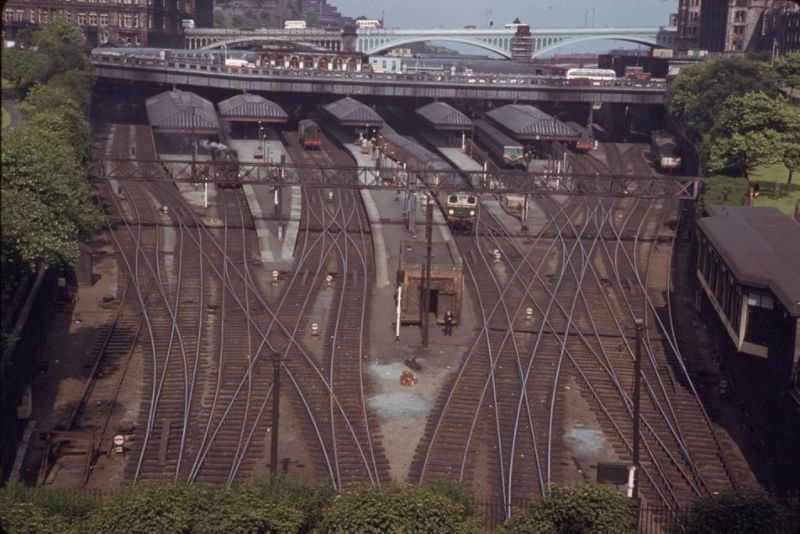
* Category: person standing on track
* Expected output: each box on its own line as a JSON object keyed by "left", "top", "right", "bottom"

{"left": 443, "top": 310, "right": 454, "bottom": 336}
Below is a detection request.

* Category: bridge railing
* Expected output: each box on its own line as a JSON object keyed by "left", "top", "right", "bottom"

{"left": 90, "top": 53, "right": 667, "bottom": 90}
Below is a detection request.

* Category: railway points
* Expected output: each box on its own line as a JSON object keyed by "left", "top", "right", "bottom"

{"left": 227, "top": 136, "right": 301, "bottom": 268}
{"left": 16, "top": 81, "right": 781, "bottom": 533}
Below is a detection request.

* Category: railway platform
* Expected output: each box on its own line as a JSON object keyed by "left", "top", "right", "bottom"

{"left": 323, "top": 126, "right": 483, "bottom": 482}
{"left": 227, "top": 137, "right": 301, "bottom": 269}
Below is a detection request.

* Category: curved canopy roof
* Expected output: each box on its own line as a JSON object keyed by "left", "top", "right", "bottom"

{"left": 487, "top": 104, "right": 576, "bottom": 141}
{"left": 146, "top": 90, "right": 219, "bottom": 133}
{"left": 699, "top": 206, "right": 800, "bottom": 317}
{"left": 416, "top": 102, "right": 473, "bottom": 131}
{"left": 322, "top": 97, "right": 383, "bottom": 127}
{"left": 217, "top": 94, "right": 288, "bottom": 123}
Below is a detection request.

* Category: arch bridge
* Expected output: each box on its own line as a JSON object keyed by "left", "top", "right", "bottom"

{"left": 186, "top": 26, "right": 676, "bottom": 60}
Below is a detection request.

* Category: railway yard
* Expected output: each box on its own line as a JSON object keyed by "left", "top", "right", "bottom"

{"left": 14, "top": 93, "right": 770, "bottom": 527}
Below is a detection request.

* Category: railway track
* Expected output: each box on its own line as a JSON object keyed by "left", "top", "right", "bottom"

{"left": 412, "top": 143, "right": 735, "bottom": 526}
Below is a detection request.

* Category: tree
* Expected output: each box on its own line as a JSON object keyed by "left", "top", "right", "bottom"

{"left": 666, "top": 57, "right": 779, "bottom": 140}
{"left": 0, "top": 48, "right": 52, "bottom": 91}
{"left": 774, "top": 51, "right": 800, "bottom": 88}
{"left": 1, "top": 124, "right": 99, "bottom": 268}
{"left": 319, "top": 485, "right": 482, "bottom": 534}
{"left": 500, "top": 484, "right": 636, "bottom": 534}
{"left": 30, "top": 18, "right": 90, "bottom": 77}
{"left": 48, "top": 69, "right": 94, "bottom": 111}
{"left": 783, "top": 139, "right": 800, "bottom": 184}
{"left": 213, "top": 9, "right": 228, "bottom": 28}
{"left": 682, "top": 491, "right": 799, "bottom": 534}
{"left": 706, "top": 92, "right": 800, "bottom": 178}
{"left": 19, "top": 83, "right": 91, "bottom": 160}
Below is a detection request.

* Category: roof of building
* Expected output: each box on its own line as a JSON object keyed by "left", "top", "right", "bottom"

{"left": 322, "top": 97, "right": 383, "bottom": 127}
{"left": 145, "top": 90, "right": 219, "bottom": 133}
{"left": 415, "top": 102, "right": 473, "bottom": 130}
{"left": 698, "top": 206, "right": 800, "bottom": 316}
{"left": 217, "top": 93, "right": 288, "bottom": 123}
{"left": 400, "top": 241, "right": 458, "bottom": 267}
{"left": 487, "top": 104, "right": 577, "bottom": 141}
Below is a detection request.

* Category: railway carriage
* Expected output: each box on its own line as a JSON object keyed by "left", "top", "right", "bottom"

{"left": 379, "top": 129, "right": 478, "bottom": 231}
{"left": 650, "top": 130, "right": 682, "bottom": 171}
{"left": 210, "top": 144, "right": 241, "bottom": 188}
{"left": 445, "top": 192, "right": 479, "bottom": 231}
{"left": 298, "top": 119, "right": 322, "bottom": 150}
{"left": 566, "top": 122, "right": 594, "bottom": 152}
{"left": 474, "top": 119, "right": 526, "bottom": 169}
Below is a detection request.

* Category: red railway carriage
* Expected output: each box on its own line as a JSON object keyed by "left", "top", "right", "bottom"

{"left": 298, "top": 119, "right": 321, "bottom": 150}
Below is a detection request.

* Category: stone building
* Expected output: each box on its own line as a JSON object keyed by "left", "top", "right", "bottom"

{"left": 1, "top": 0, "right": 212, "bottom": 47}
{"left": 675, "top": 0, "right": 799, "bottom": 54}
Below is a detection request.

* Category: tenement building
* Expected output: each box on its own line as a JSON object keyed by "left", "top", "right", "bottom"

{"left": 1, "top": 0, "right": 212, "bottom": 47}
{"left": 675, "top": 0, "right": 799, "bottom": 53}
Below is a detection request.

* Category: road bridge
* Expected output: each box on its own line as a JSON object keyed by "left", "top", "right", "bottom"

{"left": 91, "top": 55, "right": 667, "bottom": 105}
{"left": 185, "top": 26, "right": 676, "bottom": 61}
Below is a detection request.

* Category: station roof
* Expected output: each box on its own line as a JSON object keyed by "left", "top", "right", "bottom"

{"left": 487, "top": 104, "right": 577, "bottom": 141}
{"left": 699, "top": 206, "right": 800, "bottom": 316}
{"left": 322, "top": 97, "right": 383, "bottom": 127}
{"left": 400, "top": 241, "right": 458, "bottom": 268}
{"left": 415, "top": 102, "right": 473, "bottom": 131}
{"left": 146, "top": 90, "right": 219, "bottom": 133}
{"left": 217, "top": 94, "right": 288, "bottom": 123}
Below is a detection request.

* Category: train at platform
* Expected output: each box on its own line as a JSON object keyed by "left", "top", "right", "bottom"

{"left": 379, "top": 129, "right": 478, "bottom": 231}
{"left": 203, "top": 141, "right": 241, "bottom": 188}
{"left": 298, "top": 119, "right": 322, "bottom": 149}
{"left": 474, "top": 119, "right": 526, "bottom": 169}
{"left": 566, "top": 122, "right": 594, "bottom": 152}
{"left": 650, "top": 130, "right": 682, "bottom": 171}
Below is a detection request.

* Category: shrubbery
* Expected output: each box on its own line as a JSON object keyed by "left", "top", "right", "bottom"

{"left": 499, "top": 483, "right": 635, "bottom": 534}
{"left": 0, "top": 479, "right": 482, "bottom": 534}
{"left": 319, "top": 484, "right": 483, "bottom": 534}
{"left": 679, "top": 490, "right": 800, "bottom": 534}
{"left": 3, "top": 480, "right": 796, "bottom": 534}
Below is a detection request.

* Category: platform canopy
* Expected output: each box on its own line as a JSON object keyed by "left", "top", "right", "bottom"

{"left": 487, "top": 104, "right": 576, "bottom": 142}
{"left": 146, "top": 90, "right": 219, "bottom": 134}
{"left": 322, "top": 97, "right": 383, "bottom": 128}
{"left": 700, "top": 206, "right": 800, "bottom": 317}
{"left": 416, "top": 102, "right": 473, "bottom": 131}
{"left": 217, "top": 93, "right": 288, "bottom": 124}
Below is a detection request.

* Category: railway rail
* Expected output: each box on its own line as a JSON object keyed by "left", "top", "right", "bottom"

{"left": 411, "top": 142, "right": 735, "bottom": 527}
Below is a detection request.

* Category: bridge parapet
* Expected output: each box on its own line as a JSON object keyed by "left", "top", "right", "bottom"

{"left": 91, "top": 51, "right": 668, "bottom": 105}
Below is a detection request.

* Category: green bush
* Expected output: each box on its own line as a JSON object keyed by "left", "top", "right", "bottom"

{"left": 0, "top": 484, "right": 97, "bottom": 523}
{"left": 194, "top": 492, "right": 303, "bottom": 534}
{"left": 80, "top": 483, "right": 216, "bottom": 534}
{"left": 0, "top": 500, "right": 70, "bottom": 534}
{"left": 500, "top": 483, "right": 635, "bottom": 534}
{"left": 319, "top": 484, "right": 482, "bottom": 534}
{"left": 232, "top": 476, "right": 335, "bottom": 532}
{"left": 425, "top": 480, "right": 477, "bottom": 517}
{"left": 701, "top": 175, "right": 749, "bottom": 207}
{"left": 682, "top": 490, "right": 798, "bottom": 534}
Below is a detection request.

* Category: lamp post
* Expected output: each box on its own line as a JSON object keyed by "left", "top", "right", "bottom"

{"left": 421, "top": 194, "right": 433, "bottom": 347}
